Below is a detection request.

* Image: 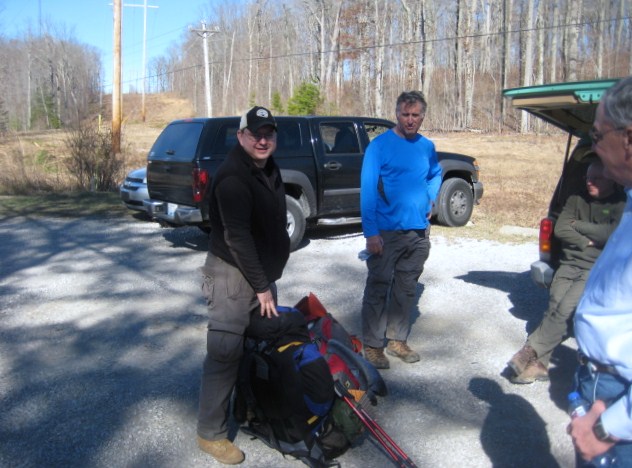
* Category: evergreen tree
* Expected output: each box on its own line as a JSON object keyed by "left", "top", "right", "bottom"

{"left": 287, "top": 83, "right": 321, "bottom": 115}
{"left": 271, "top": 91, "right": 284, "bottom": 115}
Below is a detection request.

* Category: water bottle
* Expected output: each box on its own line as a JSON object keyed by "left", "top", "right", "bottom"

{"left": 358, "top": 249, "right": 372, "bottom": 261}
{"left": 568, "top": 391, "right": 589, "bottom": 419}
{"left": 567, "top": 392, "right": 616, "bottom": 467}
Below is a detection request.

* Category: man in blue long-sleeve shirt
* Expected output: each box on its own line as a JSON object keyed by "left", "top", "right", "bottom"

{"left": 359, "top": 90, "right": 442, "bottom": 369}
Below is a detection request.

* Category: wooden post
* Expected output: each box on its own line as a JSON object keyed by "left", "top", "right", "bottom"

{"left": 112, "top": 0, "right": 122, "bottom": 155}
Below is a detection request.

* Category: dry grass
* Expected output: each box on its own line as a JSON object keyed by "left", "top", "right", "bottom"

{"left": 428, "top": 132, "right": 569, "bottom": 242}
{"left": 0, "top": 93, "right": 190, "bottom": 194}
{"left": 0, "top": 94, "right": 573, "bottom": 243}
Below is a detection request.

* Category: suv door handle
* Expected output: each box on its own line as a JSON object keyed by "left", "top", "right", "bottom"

{"left": 324, "top": 161, "right": 342, "bottom": 170}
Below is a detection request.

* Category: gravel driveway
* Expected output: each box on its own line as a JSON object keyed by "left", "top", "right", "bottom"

{"left": 0, "top": 216, "right": 578, "bottom": 467}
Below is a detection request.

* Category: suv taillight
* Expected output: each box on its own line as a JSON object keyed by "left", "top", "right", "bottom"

{"left": 193, "top": 168, "right": 209, "bottom": 203}
{"left": 539, "top": 217, "right": 554, "bottom": 261}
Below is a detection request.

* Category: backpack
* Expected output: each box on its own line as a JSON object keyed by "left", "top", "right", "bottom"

{"left": 233, "top": 294, "right": 387, "bottom": 467}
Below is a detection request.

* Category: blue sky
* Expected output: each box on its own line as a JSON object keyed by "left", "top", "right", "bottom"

{"left": 0, "top": 0, "right": 219, "bottom": 92}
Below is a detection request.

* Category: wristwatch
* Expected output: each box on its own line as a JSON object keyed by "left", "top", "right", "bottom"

{"left": 593, "top": 417, "right": 616, "bottom": 443}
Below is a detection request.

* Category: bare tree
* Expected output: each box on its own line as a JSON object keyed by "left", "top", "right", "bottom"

{"left": 550, "top": 2, "right": 559, "bottom": 83}
{"left": 500, "top": 0, "right": 513, "bottom": 125}
{"left": 563, "top": 0, "right": 582, "bottom": 81}
{"left": 521, "top": 0, "right": 535, "bottom": 132}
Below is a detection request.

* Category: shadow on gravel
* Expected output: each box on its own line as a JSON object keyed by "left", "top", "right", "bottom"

{"left": 0, "top": 312, "right": 204, "bottom": 467}
{"left": 468, "top": 377, "right": 560, "bottom": 468}
{"left": 548, "top": 345, "right": 579, "bottom": 410}
{"left": 160, "top": 226, "right": 209, "bottom": 251}
{"left": 458, "top": 270, "right": 579, "bottom": 413}
{"left": 455, "top": 270, "right": 549, "bottom": 332}
{"left": 0, "top": 216, "right": 208, "bottom": 466}
{"left": 373, "top": 375, "right": 560, "bottom": 467}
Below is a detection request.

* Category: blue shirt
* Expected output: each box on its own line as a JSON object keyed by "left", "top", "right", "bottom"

{"left": 360, "top": 129, "right": 442, "bottom": 237}
{"left": 575, "top": 187, "right": 632, "bottom": 440}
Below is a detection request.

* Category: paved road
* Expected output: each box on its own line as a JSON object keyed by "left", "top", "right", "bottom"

{"left": 0, "top": 215, "right": 578, "bottom": 467}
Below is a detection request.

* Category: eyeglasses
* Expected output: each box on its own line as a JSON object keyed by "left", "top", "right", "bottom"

{"left": 588, "top": 126, "right": 623, "bottom": 145}
{"left": 245, "top": 130, "right": 276, "bottom": 142}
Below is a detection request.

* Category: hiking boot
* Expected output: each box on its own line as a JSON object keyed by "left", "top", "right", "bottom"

{"left": 510, "top": 361, "right": 549, "bottom": 384}
{"left": 197, "top": 437, "right": 245, "bottom": 465}
{"left": 364, "top": 346, "right": 390, "bottom": 369}
{"left": 507, "top": 344, "right": 537, "bottom": 376}
{"left": 386, "top": 340, "right": 420, "bottom": 363}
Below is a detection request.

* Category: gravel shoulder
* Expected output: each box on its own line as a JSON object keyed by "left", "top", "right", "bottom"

{"left": 0, "top": 217, "right": 577, "bottom": 467}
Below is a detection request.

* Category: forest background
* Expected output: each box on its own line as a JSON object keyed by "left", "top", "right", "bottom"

{"left": 1, "top": 0, "right": 630, "bottom": 132}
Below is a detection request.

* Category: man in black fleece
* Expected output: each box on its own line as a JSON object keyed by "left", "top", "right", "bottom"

{"left": 507, "top": 158, "right": 625, "bottom": 384}
{"left": 196, "top": 106, "right": 290, "bottom": 464}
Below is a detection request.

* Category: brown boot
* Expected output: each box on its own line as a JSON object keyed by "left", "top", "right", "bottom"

{"left": 386, "top": 340, "right": 420, "bottom": 363}
{"left": 510, "top": 360, "right": 549, "bottom": 384}
{"left": 507, "top": 344, "right": 537, "bottom": 376}
{"left": 197, "top": 437, "right": 245, "bottom": 465}
{"left": 364, "top": 346, "right": 390, "bottom": 369}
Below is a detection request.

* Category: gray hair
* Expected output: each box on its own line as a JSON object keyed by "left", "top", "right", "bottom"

{"left": 396, "top": 91, "right": 427, "bottom": 115}
{"left": 601, "top": 76, "right": 632, "bottom": 128}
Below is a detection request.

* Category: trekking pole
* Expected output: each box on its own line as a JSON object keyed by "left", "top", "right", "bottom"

{"left": 338, "top": 390, "right": 416, "bottom": 468}
{"left": 353, "top": 401, "right": 418, "bottom": 468}
{"left": 340, "top": 390, "right": 402, "bottom": 466}
{"left": 334, "top": 382, "right": 418, "bottom": 468}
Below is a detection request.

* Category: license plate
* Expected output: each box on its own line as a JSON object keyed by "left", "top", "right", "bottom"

{"left": 167, "top": 203, "right": 177, "bottom": 215}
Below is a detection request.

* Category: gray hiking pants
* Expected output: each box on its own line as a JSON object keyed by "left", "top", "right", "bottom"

{"left": 361, "top": 229, "right": 430, "bottom": 348}
{"left": 197, "top": 253, "right": 272, "bottom": 441}
{"left": 527, "top": 263, "right": 589, "bottom": 366}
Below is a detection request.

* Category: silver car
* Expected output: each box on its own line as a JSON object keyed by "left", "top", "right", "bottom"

{"left": 119, "top": 167, "right": 149, "bottom": 212}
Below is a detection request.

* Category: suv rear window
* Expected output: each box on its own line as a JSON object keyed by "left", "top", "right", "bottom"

{"left": 148, "top": 121, "right": 204, "bottom": 162}
{"left": 207, "top": 124, "right": 239, "bottom": 158}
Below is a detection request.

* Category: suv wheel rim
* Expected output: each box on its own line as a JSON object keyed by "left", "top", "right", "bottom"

{"left": 286, "top": 212, "right": 295, "bottom": 236}
{"left": 451, "top": 191, "right": 467, "bottom": 216}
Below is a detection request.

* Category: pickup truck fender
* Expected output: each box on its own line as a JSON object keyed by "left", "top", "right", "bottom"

{"left": 280, "top": 169, "right": 316, "bottom": 219}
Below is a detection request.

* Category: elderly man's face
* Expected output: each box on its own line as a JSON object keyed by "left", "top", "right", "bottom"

{"left": 591, "top": 103, "right": 630, "bottom": 187}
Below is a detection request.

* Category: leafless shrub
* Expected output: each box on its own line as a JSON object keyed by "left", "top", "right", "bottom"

{"left": 64, "top": 126, "right": 124, "bottom": 191}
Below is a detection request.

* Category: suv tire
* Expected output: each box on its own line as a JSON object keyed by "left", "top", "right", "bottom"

{"left": 286, "top": 195, "right": 306, "bottom": 251}
{"left": 436, "top": 178, "right": 473, "bottom": 227}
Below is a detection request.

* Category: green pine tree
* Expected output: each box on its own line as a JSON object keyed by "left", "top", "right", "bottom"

{"left": 286, "top": 82, "right": 321, "bottom": 115}
{"left": 271, "top": 91, "right": 284, "bottom": 114}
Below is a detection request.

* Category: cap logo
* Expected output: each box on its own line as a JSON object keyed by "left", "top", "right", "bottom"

{"left": 256, "top": 109, "right": 269, "bottom": 118}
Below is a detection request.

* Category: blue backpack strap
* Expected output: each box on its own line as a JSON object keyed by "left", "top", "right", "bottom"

{"left": 327, "top": 339, "right": 387, "bottom": 402}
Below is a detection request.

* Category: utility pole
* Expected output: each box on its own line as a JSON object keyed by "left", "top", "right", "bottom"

{"left": 124, "top": 1, "right": 158, "bottom": 122}
{"left": 112, "top": 0, "right": 122, "bottom": 155}
{"left": 190, "top": 21, "right": 220, "bottom": 117}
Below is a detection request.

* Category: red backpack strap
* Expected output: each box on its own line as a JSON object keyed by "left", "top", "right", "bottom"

{"left": 294, "top": 292, "right": 328, "bottom": 322}
{"left": 350, "top": 336, "right": 363, "bottom": 354}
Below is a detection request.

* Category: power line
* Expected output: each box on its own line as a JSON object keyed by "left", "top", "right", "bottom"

{"left": 103, "top": 14, "right": 631, "bottom": 90}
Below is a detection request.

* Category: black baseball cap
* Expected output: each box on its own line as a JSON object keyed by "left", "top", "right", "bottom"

{"left": 239, "top": 106, "right": 277, "bottom": 132}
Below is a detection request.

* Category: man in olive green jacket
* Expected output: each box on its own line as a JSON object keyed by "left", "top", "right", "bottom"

{"left": 507, "top": 159, "right": 626, "bottom": 384}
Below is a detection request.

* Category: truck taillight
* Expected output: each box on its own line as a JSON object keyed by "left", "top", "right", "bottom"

{"left": 193, "top": 168, "right": 209, "bottom": 203}
{"left": 539, "top": 217, "right": 554, "bottom": 259}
